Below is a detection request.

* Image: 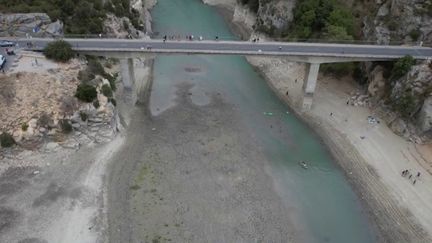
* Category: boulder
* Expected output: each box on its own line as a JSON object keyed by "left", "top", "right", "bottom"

{"left": 368, "top": 65, "right": 387, "bottom": 98}
{"left": 390, "top": 118, "right": 411, "bottom": 138}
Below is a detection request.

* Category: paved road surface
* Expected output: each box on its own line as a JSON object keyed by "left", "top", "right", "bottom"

{"left": 6, "top": 38, "right": 432, "bottom": 60}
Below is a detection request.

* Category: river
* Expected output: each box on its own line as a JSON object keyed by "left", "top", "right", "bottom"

{"left": 108, "top": 0, "right": 378, "bottom": 242}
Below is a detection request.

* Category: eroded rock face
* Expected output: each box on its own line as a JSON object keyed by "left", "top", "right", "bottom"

{"left": 417, "top": 96, "right": 432, "bottom": 134}
{"left": 103, "top": 14, "right": 145, "bottom": 39}
{"left": 368, "top": 65, "right": 387, "bottom": 99}
{"left": 0, "top": 13, "right": 63, "bottom": 37}
{"left": 363, "top": 0, "right": 432, "bottom": 44}
{"left": 255, "top": 0, "right": 296, "bottom": 35}
{"left": 390, "top": 60, "right": 432, "bottom": 113}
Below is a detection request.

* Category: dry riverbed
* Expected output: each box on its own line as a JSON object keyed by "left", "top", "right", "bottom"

{"left": 107, "top": 83, "right": 309, "bottom": 242}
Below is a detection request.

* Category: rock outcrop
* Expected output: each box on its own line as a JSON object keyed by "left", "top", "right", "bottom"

{"left": 254, "top": 0, "right": 295, "bottom": 35}
{"left": 104, "top": 14, "right": 145, "bottom": 39}
{"left": 0, "top": 13, "right": 63, "bottom": 37}
{"left": 417, "top": 96, "right": 432, "bottom": 134}
{"left": 363, "top": 0, "right": 432, "bottom": 44}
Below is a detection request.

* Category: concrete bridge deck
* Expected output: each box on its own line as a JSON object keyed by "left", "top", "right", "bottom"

{"left": 14, "top": 38, "right": 432, "bottom": 63}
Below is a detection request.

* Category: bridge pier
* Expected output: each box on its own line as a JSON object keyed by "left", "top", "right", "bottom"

{"left": 302, "top": 63, "right": 320, "bottom": 111}
{"left": 120, "top": 58, "right": 136, "bottom": 89}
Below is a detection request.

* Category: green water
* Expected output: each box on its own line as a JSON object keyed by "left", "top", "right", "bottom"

{"left": 150, "top": 0, "right": 377, "bottom": 242}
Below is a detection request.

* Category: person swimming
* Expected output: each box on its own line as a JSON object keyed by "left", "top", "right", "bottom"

{"left": 300, "top": 161, "right": 308, "bottom": 169}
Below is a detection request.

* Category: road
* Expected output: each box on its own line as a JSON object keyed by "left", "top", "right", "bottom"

{"left": 7, "top": 38, "right": 432, "bottom": 60}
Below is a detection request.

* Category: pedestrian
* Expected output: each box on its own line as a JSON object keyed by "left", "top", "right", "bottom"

{"left": 401, "top": 170, "right": 405, "bottom": 176}
{"left": 346, "top": 100, "right": 349, "bottom": 105}
{"left": 409, "top": 175, "right": 412, "bottom": 179}
{"left": 330, "top": 112, "right": 333, "bottom": 116}
{"left": 286, "top": 91, "right": 289, "bottom": 96}
{"left": 417, "top": 172, "right": 421, "bottom": 177}
{"left": 295, "top": 79, "right": 297, "bottom": 83}
{"left": 413, "top": 179, "right": 417, "bottom": 185}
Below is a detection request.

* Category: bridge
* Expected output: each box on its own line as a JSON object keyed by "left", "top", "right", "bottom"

{"left": 14, "top": 38, "right": 432, "bottom": 110}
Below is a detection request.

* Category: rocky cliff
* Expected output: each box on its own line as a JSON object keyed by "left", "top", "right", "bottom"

{"left": 0, "top": 13, "right": 63, "bottom": 37}
{"left": 362, "top": 0, "right": 432, "bottom": 142}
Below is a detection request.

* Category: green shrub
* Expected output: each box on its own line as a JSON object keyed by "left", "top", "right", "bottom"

{"left": 59, "top": 119, "right": 73, "bottom": 134}
{"left": 75, "top": 84, "right": 97, "bottom": 102}
{"left": 391, "top": 55, "right": 416, "bottom": 80}
{"left": 43, "top": 40, "right": 74, "bottom": 62}
{"left": 102, "top": 84, "right": 113, "bottom": 97}
{"left": 0, "top": 132, "right": 15, "bottom": 147}
{"left": 93, "top": 100, "right": 100, "bottom": 109}
{"left": 79, "top": 111, "right": 88, "bottom": 121}
{"left": 21, "top": 123, "right": 29, "bottom": 131}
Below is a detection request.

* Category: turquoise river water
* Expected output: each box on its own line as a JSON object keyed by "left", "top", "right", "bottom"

{"left": 150, "top": 0, "right": 377, "bottom": 242}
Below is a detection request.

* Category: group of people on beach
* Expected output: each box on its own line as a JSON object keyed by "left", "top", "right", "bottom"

{"left": 401, "top": 169, "right": 420, "bottom": 185}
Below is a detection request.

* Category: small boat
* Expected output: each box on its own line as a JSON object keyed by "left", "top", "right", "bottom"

{"left": 299, "top": 161, "right": 308, "bottom": 169}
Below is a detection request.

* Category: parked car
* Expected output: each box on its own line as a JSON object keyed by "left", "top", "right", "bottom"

{"left": 0, "top": 55, "right": 6, "bottom": 69}
{"left": 0, "top": 40, "right": 15, "bottom": 47}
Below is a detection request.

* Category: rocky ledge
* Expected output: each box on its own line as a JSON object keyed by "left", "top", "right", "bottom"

{"left": 0, "top": 13, "right": 63, "bottom": 37}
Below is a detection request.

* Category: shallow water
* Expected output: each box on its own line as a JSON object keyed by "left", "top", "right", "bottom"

{"left": 150, "top": 0, "right": 377, "bottom": 242}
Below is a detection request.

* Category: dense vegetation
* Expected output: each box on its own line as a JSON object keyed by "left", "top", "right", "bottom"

{"left": 290, "top": 0, "right": 356, "bottom": 40}
{"left": 43, "top": 40, "right": 74, "bottom": 62}
{"left": 0, "top": 0, "right": 142, "bottom": 34}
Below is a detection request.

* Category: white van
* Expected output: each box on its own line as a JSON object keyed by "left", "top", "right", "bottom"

{"left": 0, "top": 55, "right": 6, "bottom": 69}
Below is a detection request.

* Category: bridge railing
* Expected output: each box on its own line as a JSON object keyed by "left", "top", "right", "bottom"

{"left": 5, "top": 33, "right": 430, "bottom": 47}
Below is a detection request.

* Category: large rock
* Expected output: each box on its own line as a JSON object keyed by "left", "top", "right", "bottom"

{"left": 0, "top": 13, "right": 63, "bottom": 37}
{"left": 368, "top": 65, "right": 387, "bottom": 99}
{"left": 417, "top": 96, "right": 432, "bottom": 133}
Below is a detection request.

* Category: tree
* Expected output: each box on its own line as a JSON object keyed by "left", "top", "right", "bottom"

{"left": 43, "top": 40, "right": 74, "bottom": 62}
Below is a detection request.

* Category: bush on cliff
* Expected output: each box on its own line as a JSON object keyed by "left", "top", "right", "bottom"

{"left": 0, "top": 132, "right": 16, "bottom": 148}
{"left": 392, "top": 93, "right": 416, "bottom": 118}
{"left": 391, "top": 55, "right": 415, "bottom": 80}
{"left": 75, "top": 83, "right": 97, "bottom": 102}
{"left": 101, "top": 84, "right": 113, "bottom": 98}
{"left": 43, "top": 40, "right": 74, "bottom": 62}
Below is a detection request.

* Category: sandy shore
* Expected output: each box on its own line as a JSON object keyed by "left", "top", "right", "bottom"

{"left": 202, "top": 0, "right": 432, "bottom": 241}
